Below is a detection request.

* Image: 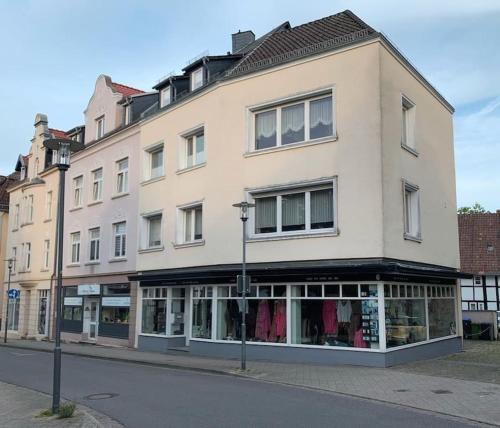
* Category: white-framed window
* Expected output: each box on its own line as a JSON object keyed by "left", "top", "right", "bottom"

{"left": 73, "top": 175, "right": 83, "bottom": 207}
{"left": 91, "top": 168, "right": 103, "bottom": 202}
{"left": 250, "top": 180, "right": 336, "bottom": 237}
{"left": 11, "top": 247, "right": 17, "bottom": 273}
{"left": 27, "top": 194, "right": 34, "bottom": 223}
{"left": 142, "top": 213, "right": 163, "bottom": 249}
{"left": 70, "top": 232, "right": 81, "bottom": 264}
{"left": 180, "top": 205, "right": 203, "bottom": 243}
{"left": 116, "top": 158, "right": 129, "bottom": 194}
{"left": 96, "top": 115, "right": 105, "bottom": 139}
{"left": 191, "top": 67, "right": 203, "bottom": 91}
{"left": 89, "top": 227, "right": 100, "bottom": 261}
{"left": 113, "top": 221, "right": 127, "bottom": 258}
{"left": 20, "top": 166, "right": 26, "bottom": 181}
{"left": 403, "top": 180, "right": 421, "bottom": 240}
{"left": 124, "top": 105, "right": 132, "bottom": 125}
{"left": 43, "top": 239, "right": 50, "bottom": 270}
{"left": 141, "top": 286, "right": 186, "bottom": 336}
{"left": 45, "top": 191, "right": 52, "bottom": 220}
{"left": 13, "top": 204, "right": 20, "bottom": 229}
{"left": 401, "top": 95, "right": 416, "bottom": 151}
{"left": 474, "top": 276, "right": 482, "bottom": 285}
{"left": 182, "top": 130, "right": 205, "bottom": 169}
{"left": 160, "top": 86, "right": 171, "bottom": 107}
{"left": 145, "top": 144, "right": 164, "bottom": 180}
{"left": 253, "top": 92, "right": 334, "bottom": 151}
{"left": 25, "top": 242, "right": 31, "bottom": 270}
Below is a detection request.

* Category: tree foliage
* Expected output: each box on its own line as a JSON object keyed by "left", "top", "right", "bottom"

{"left": 457, "top": 203, "right": 487, "bottom": 214}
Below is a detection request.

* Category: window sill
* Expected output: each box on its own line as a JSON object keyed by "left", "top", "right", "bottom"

{"left": 404, "top": 233, "right": 422, "bottom": 243}
{"left": 138, "top": 246, "right": 165, "bottom": 254}
{"left": 109, "top": 257, "right": 127, "bottom": 263}
{"left": 111, "top": 192, "right": 129, "bottom": 200}
{"left": 69, "top": 206, "right": 83, "bottom": 212}
{"left": 88, "top": 200, "right": 103, "bottom": 207}
{"left": 43, "top": 218, "right": 52, "bottom": 223}
{"left": 401, "top": 143, "right": 419, "bottom": 157}
{"left": 66, "top": 263, "right": 81, "bottom": 268}
{"left": 12, "top": 228, "right": 18, "bottom": 232}
{"left": 40, "top": 269, "right": 50, "bottom": 272}
{"left": 176, "top": 162, "right": 206, "bottom": 175}
{"left": 173, "top": 239, "right": 205, "bottom": 249}
{"left": 141, "top": 175, "right": 166, "bottom": 186}
{"left": 139, "top": 333, "right": 186, "bottom": 338}
{"left": 85, "top": 261, "right": 100, "bottom": 266}
{"left": 244, "top": 136, "right": 337, "bottom": 158}
{"left": 248, "top": 230, "right": 339, "bottom": 242}
{"left": 20, "top": 222, "right": 34, "bottom": 227}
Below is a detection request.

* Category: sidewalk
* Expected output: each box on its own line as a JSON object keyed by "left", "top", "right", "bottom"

{"left": 0, "top": 380, "right": 122, "bottom": 428}
{"left": 1, "top": 339, "right": 499, "bottom": 426}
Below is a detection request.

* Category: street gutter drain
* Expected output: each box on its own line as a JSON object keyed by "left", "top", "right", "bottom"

{"left": 85, "top": 393, "right": 119, "bottom": 400}
{"left": 394, "top": 389, "right": 410, "bottom": 392}
{"left": 431, "top": 390, "right": 452, "bottom": 395}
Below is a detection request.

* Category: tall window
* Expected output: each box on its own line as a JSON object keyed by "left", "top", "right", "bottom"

{"left": 96, "top": 116, "right": 105, "bottom": 139}
{"left": 403, "top": 181, "right": 421, "bottom": 240}
{"left": 91, "top": 168, "right": 103, "bottom": 202}
{"left": 141, "top": 287, "right": 185, "bottom": 336}
{"left": 183, "top": 130, "right": 204, "bottom": 169}
{"left": 27, "top": 195, "right": 34, "bottom": 222}
{"left": 181, "top": 205, "right": 203, "bottom": 243}
{"left": 25, "top": 242, "right": 31, "bottom": 270}
{"left": 73, "top": 176, "right": 83, "bottom": 207}
{"left": 191, "top": 68, "right": 203, "bottom": 90}
{"left": 143, "top": 214, "right": 162, "bottom": 248}
{"left": 45, "top": 191, "right": 52, "bottom": 220}
{"left": 43, "top": 240, "right": 50, "bottom": 270}
{"left": 145, "top": 145, "right": 164, "bottom": 180}
{"left": 116, "top": 158, "right": 129, "bottom": 194}
{"left": 401, "top": 96, "right": 416, "bottom": 151}
{"left": 113, "top": 222, "right": 127, "bottom": 257}
{"left": 124, "top": 105, "right": 132, "bottom": 125}
{"left": 253, "top": 183, "right": 335, "bottom": 236}
{"left": 11, "top": 247, "right": 17, "bottom": 273}
{"left": 70, "top": 232, "right": 81, "bottom": 264}
{"left": 254, "top": 94, "right": 334, "bottom": 150}
{"left": 160, "top": 86, "right": 171, "bottom": 107}
{"left": 89, "top": 228, "right": 100, "bottom": 261}
{"left": 14, "top": 204, "right": 19, "bottom": 229}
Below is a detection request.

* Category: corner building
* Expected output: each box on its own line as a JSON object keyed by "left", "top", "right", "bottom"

{"left": 132, "top": 11, "right": 465, "bottom": 366}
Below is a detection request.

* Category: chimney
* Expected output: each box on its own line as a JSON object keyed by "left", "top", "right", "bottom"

{"left": 34, "top": 113, "right": 49, "bottom": 138}
{"left": 232, "top": 30, "right": 255, "bottom": 54}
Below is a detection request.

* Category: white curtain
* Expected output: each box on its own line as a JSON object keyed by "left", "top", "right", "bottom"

{"left": 311, "top": 189, "right": 333, "bottom": 225}
{"left": 149, "top": 216, "right": 162, "bottom": 246}
{"left": 282, "top": 103, "right": 305, "bottom": 134}
{"left": 255, "top": 111, "right": 277, "bottom": 148}
{"left": 282, "top": 193, "right": 305, "bottom": 227}
{"left": 194, "top": 207, "right": 203, "bottom": 238}
{"left": 310, "top": 97, "right": 332, "bottom": 128}
{"left": 255, "top": 197, "right": 277, "bottom": 230}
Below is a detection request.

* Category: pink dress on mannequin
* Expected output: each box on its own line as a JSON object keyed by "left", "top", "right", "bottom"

{"left": 322, "top": 300, "right": 337, "bottom": 335}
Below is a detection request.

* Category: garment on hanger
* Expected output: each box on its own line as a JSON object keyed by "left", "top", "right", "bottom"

{"left": 354, "top": 328, "right": 367, "bottom": 348}
{"left": 337, "top": 300, "right": 352, "bottom": 323}
{"left": 255, "top": 300, "right": 271, "bottom": 341}
{"left": 275, "top": 300, "right": 286, "bottom": 338}
{"left": 322, "top": 300, "right": 337, "bottom": 335}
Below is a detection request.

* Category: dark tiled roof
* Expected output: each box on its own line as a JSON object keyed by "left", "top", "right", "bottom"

{"left": 459, "top": 212, "right": 500, "bottom": 274}
{"left": 48, "top": 128, "right": 67, "bottom": 139}
{"left": 230, "top": 10, "right": 376, "bottom": 75}
{"left": 111, "top": 82, "right": 144, "bottom": 97}
{"left": 0, "top": 174, "right": 18, "bottom": 212}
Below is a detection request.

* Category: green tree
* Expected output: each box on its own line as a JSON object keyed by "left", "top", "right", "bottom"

{"left": 457, "top": 203, "right": 487, "bottom": 214}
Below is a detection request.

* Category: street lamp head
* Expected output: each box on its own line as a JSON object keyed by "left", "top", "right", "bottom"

{"left": 232, "top": 201, "right": 256, "bottom": 221}
{"left": 6, "top": 258, "right": 14, "bottom": 270}
{"left": 43, "top": 138, "right": 85, "bottom": 167}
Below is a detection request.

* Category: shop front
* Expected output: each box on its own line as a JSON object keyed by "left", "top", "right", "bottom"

{"left": 61, "top": 282, "right": 134, "bottom": 347}
{"left": 133, "top": 259, "right": 467, "bottom": 367}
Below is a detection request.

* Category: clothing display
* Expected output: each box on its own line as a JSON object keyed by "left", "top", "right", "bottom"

{"left": 255, "top": 300, "right": 271, "bottom": 340}
{"left": 337, "top": 300, "right": 352, "bottom": 323}
{"left": 354, "top": 328, "right": 367, "bottom": 348}
{"left": 322, "top": 300, "right": 337, "bottom": 335}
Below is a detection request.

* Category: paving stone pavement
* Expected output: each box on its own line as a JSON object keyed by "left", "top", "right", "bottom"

{"left": 0, "top": 381, "right": 122, "bottom": 428}
{"left": 2, "top": 339, "right": 500, "bottom": 426}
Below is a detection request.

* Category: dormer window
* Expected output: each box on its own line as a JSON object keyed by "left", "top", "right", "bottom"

{"left": 191, "top": 68, "right": 203, "bottom": 91}
{"left": 20, "top": 166, "right": 26, "bottom": 180}
{"left": 160, "top": 87, "right": 171, "bottom": 108}
{"left": 96, "top": 116, "right": 105, "bottom": 139}
{"left": 124, "top": 105, "right": 132, "bottom": 125}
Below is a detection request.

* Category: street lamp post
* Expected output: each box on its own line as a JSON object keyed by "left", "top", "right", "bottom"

{"left": 3, "top": 258, "right": 14, "bottom": 344}
{"left": 43, "top": 137, "right": 84, "bottom": 414}
{"left": 232, "top": 201, "right": 255, "bottom": 371}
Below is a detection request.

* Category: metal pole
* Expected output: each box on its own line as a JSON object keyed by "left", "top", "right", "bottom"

{"left": 3, "top": 264, "right": 11, "bottom": 344}
{"left": 52, "top": 165, "right": 67, "bottom": 414}
{"left": 241, "top": 219, "right": 247, "bottom": 371}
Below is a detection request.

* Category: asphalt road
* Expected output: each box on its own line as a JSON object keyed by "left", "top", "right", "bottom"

{"left": 0, "top": 347, "right": 477, "bottom": 428}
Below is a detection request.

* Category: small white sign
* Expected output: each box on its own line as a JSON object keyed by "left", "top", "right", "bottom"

{"left": 78, "top": 284, "right": 100, "bottom": 295}
{"left": 64, "top": 297, "right": 82, "bottom": 306}
{"left": 102, "top": 297, "right": 130, "bottom": 307}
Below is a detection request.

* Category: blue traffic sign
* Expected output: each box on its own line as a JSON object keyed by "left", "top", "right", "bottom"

{"left": 7, "top": 289, "right": 20, "bottom": 299}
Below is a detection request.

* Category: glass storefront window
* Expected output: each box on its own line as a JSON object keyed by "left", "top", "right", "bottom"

{"left": 142, "top": 299, "right": 166, "bottom": 334}
{"left": 103, "top": 284, "right": 130, "bottom": 295}
{"left": 192, "top": 299, "right": 212, "bottom": 339}
{"left": 428, "top": 295, "right": 456, "bottom": 339}
{"left": 7, "top": 297, "right": 20, "bottom": 331}
{"left": 102, "top": 307, "right": 129, "bottom": 324}
{"left": 141, "top": 286, "right": 186, "bottom": 336}
{"left": 63, "top": 306, "right": 82, "bottom": 321}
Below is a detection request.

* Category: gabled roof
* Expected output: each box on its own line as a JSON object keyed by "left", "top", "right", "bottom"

{"left": 48, "top": 128, "right": 68, "bottom": 139}
{"left": 459, "top": 212, "right": 500, "bottom": 274}
{"left": 230, "top": 10, "right": 375, "bottom": 75}
{"left": 111, "top": 82, "right": 145, "bottom": 97}
{"left": 0, "top": 174, "right": 18, "bottom": 211}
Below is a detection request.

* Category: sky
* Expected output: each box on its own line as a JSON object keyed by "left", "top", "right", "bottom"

{"left": 0, "top": 0, "right": 499, "bottom": 210}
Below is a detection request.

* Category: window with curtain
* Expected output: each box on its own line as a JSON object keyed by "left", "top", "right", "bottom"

{"left": 253, "top": 183, "right": 335, "bottom": 236}
{"left": 253, "top": 93, "right": 334, "bottom": 151}
{"left": 150, "top": 147, "right": 164, "bottom": 179}
{"left": 113, "top": 222, "right": 127, "bottom": 257}
{"left": 184, "top": 131, "right": 205, "bottom": 169}
{"left": 147, "top": 215, "right": 162, "bottom": 248}
{"left": 183, "top": 205, "right": 203, "bottom": 242}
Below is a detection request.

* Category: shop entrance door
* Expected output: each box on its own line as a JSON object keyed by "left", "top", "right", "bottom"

{"left": 83, "top": 298, "right": 99, "bottom": 340}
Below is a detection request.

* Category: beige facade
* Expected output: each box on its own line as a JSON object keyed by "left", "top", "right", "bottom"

{"left": 2, "top": 115, "right": 59, "bottom": 339}
{"left": 0, "top": 210, "right": 9, "bottom": 328}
